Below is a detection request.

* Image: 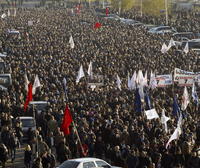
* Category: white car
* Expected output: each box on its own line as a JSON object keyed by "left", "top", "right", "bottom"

{"left": 57, "top": 158, "right": 122, "bottom": 168}
{"left": 148, "top": 26, "right": 177, "bottom": 34}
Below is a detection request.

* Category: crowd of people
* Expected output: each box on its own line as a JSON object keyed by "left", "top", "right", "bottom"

{"left": 0, "top": 4, "right": 200, "bottom": 168}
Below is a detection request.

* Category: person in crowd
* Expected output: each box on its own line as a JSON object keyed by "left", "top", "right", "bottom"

{"left": 24, "top": 144, "right": 32, "bottom": 168}
{"left": 0, "top": 143, "right": 8, "bottom": 168}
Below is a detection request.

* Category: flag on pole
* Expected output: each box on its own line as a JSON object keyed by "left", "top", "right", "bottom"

{"left": 181, "top": 86, "right": 190, "bottom": 111}
{"left": 166, "top": 126, "right": 181, "bottom": 149}
{"left": 149, "top": 71, "right": 157, "bottom": 89}
{"left": 134, "top": 88, "right": 142, "bottom": 113}
{"left": 116, "top": 74, "right": 122, "bottom": 90}
{"left": 24, "top": 74, "right": 29, "bottom": 92}
{"left": 138, "top": 84, "right": 144, "bottom": 100}
{"left": 87, "top": 61, "right": 93, "bottom": 77}
{"left": 76, "top": 65, "right": 85, "bottom": 84}
{"left": 172, "top": 96, "right": 181, "bottom": 118}
{"left": 192, "top": 83, "right": 199, "bottom": 106}
{"left": 60, "top": 105, "right": 73, "bottom": 135}
{"left": 32, "top": 75, "right": 41, "bottom": 95}
{"left": 183, "top": 42, "right": 189, "bottom": 54}
{"left": 145, "top": 109, "right": 159, "bottom": 120}
{"left": 94, "top": 22, "right": 102, "bottom": 29}
{"left": 69, "top": 35, "right": 75, "bottom": 49}
{"left": 161, "top": 109, "right": 170, "bottom": 133}
{"left": 128, "top": 72, "right": 137, "bottom": 90}
{"left": 167, "top": 38, "right": 176, "bottom": 50}
{"left": 161, "top": 43, "right": 168, "bottom": 54}
{"left": 137, "top": 70, "right": 144, "bottom": 85}
{"left": 24, "top": 83, "right": 33, "bottom": 112}
{"left": 177, "top": 112, "right": 183, "bottom": 128}
{"left": 143, "top": 71, "right": 148, "bottom": 86}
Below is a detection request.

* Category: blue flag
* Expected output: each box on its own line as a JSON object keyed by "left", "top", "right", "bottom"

{"left": 134, "top": 88, "right": 142, "bottom": 113}
{"left": 172, "top": 96, "right": 181, "bottom": 118}
{"left": 144, "top": 88, "right": 152, "bottom": 110}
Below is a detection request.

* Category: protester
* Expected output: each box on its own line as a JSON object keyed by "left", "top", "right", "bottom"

{"left": 24, "top": 144, "right": 32, "bottom": 168}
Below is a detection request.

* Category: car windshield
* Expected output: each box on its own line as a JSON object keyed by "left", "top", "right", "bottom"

{"left": 21, "top": 119, "right": 35, "bottom": 127}
{"left": 59, "top": 161, "right": 79, "bottom": 168}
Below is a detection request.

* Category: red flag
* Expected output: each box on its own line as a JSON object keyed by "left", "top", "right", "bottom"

{"left": 60, "top": 105, "right": 73, "bottom": 135}
{"left": 106, "top": 7, "right": 109, "bottom": 16}
{"left": 94, "top": 22, "right": 102, "bottom": 29}
{"left": 24, "top": 83, "right": 33, "bottom": 112}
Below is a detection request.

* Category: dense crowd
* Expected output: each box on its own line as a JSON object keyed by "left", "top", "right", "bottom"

{"left": 0, "top": 5, "right": 200, "bottom": 168}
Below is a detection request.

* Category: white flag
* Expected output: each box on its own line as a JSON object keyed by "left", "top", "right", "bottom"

{"left": 130, "top": 71, "right": 137, "bottom": 90}
{"left": 7, "top": 10, "right": 10, "bottom": 17}
{"left": 1, "top": 13, "right": 6, "bottom": 19}
{"left": 137, "top": 70, "right": 144, "bottom": 85}
{"left": 69, "top": 35, "right": 75, "bottom": 49}
{"left": 139, "top": 84, "right": 144, "bottom": 100}
{"left": 183, "top": 42, "right": 189, "bottom": 54}
{"left": 116, "top": 74, "right": 122, "bottom": 90}
{"left": 128, "top": 72, "right": 136, "bottom": 90}
{"left": 167, "top": 38, "right": 176, "bottom": 50}
{"left": 24, "top": 74, "right": 29, "bottom": 92}
{"left": 76, "top": 65, "right": 85, "bottom": 83}
{"left": 32, "top": 75, "right": 41, "bottom": 95}
{"left": 166, "top": 127, "right": 181, "bottom": 149}
{"left": 143, "top": 71, "right": 148, "bottom": 86}
{"left": 87, "top": 61, "right": 93, "bottom": 77}
{"left": 161, "top": 109, "right": 170, "bottom": 133}
{"left": 149, "top": 71, "right": 157, "bottom": 89}
{"left": 145, "top": 109, "right": 159, "bottom": 120}
{"left": 161, "top": 43, "right": 168, "bottom": 54}
{"left": 177, "top": 112, "right": 183, "bottom": 129}
{"left": 181, "top": 86, "right": 190, "bottom": 111}
{"left": 14, "top": 8, "right": 16, "bottom": 17}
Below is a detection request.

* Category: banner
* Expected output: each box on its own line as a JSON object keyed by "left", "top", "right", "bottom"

{"left": 88, "top": 75, "right": 104, "bottom": 89}
{"left": 174, "top": 68, "right": 200, "bottom": 86}
{"left": 155, "top": 74, "right": 173, "bottom": 87}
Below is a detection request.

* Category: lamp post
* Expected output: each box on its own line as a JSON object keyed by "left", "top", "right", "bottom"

{"left": 140, "top": 0, "right": 143, "bottom": 17}
{"left": 165, "top": 0, "right": 168, "bottom": 25}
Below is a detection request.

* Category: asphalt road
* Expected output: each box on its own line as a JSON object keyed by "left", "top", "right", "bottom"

{"left": 1, "top": 146, "right": 25, "bottom": 168}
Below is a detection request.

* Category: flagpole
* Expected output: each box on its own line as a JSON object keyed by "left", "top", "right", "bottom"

{"left": 63, "top": 81, "right": 85, "bottom": 156}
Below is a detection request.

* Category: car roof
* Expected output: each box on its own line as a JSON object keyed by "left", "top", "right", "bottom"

{"left": 173, "top": 32, "right": 193, "bottom": 35}
{"left": 19, "top": 116, "right": 34, "bottom": 119}
{"left": 69, "top": 157, "right": 103, "bottom": 162}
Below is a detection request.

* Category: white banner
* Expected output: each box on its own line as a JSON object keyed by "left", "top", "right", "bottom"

{"left": 174, "top": 68, "right": 200, "bottom": 86}
{"left": 155, "top": 74, "right": 173, "bottom": 87}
